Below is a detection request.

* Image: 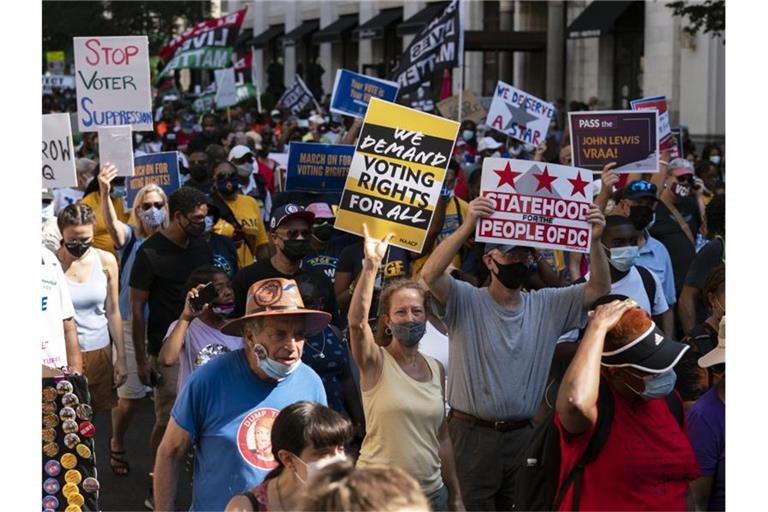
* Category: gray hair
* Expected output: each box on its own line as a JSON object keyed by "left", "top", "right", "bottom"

{"left": 242, "top": 317, "right": 265, "bottom": 337}
{"left": 76, "top": 158, "right": 97, "bottom": 175}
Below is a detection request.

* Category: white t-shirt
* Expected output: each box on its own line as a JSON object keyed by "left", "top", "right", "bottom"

{"left": 42, "top": 246, "right": 75, "bottom": 369}
{"left": 52, "top": 188, "right": 84, "bottom": 215}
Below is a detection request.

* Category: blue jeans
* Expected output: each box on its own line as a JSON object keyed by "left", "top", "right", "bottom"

{"left": 426, "top": 483, "right": 449, "bottom": 512}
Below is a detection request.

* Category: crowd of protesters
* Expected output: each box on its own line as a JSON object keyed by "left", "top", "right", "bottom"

{"left": 42, "top": 82, "right": 725, "bottom": 512}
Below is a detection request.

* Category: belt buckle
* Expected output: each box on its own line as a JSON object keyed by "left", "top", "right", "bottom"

{"left": 493, "top": 420, "right": 506, "bottom": 431}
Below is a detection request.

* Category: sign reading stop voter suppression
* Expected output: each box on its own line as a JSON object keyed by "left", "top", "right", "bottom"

{"left": 475, "top": 159, "right": 594, "bottom": 253}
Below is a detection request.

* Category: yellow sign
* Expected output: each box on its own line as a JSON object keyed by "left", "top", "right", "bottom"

{"left": 47, "top": 51, "right": 65, "bottom": 63}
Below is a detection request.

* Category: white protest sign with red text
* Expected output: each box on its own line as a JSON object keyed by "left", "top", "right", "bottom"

{"left": 476, "top": 158, "right": 594, "bottom": 254}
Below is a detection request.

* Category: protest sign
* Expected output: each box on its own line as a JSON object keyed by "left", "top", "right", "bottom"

{"left": 277, "top": 76, "right": 319, "bottom": 116}
{"left": 670, "top": 128, "right": 684, "bottom": 159}
{"left": 42, "top": 75, "right": 76, "bottom": 94}
{"left": 126, "top": 151, "right": 181, "bottom": 206}
{"left": 475, "top": 158, "right": 594, "bottom": 253}
{"left": 436, "top": 90, "right": 487, "bottom": 124}
{"left": 330, "top": 69, "right": 399, "bottom": 118}
{"left": 268, "top": 152, "right": 289, "bottom": 170}
{"left": 630, "top": 95, "right": 679, "bottom": 159}
{"left": 42, "top": 113, "right": 77, "bottom": 188}
{"left": 569, "top": 110, "right": 659, "bottom": 173}
{"left": 486, "top": 81, "right": 555, "bottom": 145}
{"left": 285, "top": 143, "right": 355, "bottom": 193}
{"left": 47, "top": 50, "right": 66, "bottom": 74}
{"left": 98, "top": 125, "right": 134, "bottom": 177}
{"left": 74, "top": 36, "right": 152, "bottom": 132}
{"left": 214, "top": 67, "right": 238, "bottom": 108}
{"left": 335, "top": 98, "right": 460, "bottom": 252}
{"left": 158, "top": 8, "right": 247, "bottom": 77}
{"left": 192, "top": 83, "right": 256, "bottom": 113}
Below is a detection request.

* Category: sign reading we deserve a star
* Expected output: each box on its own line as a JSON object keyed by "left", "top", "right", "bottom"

{"left": 485, "top": 81, "right": 555, "bottom": 145}
{"left": 476, "top": 158, "right": 594, "bottom": 253}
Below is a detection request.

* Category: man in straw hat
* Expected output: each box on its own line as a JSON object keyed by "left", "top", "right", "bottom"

{"left": 153, "top": 278, "right": 330, "bottom": 511}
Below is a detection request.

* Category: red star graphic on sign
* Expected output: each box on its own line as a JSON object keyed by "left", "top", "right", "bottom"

{"left": 568, "top": 171, "right": 590, "bottom": 198}
{"left": 533, "top": 165, "right": 558, "bottom": 192}
{"left": 494, "top": 162, "right": 522, "bottom": 189}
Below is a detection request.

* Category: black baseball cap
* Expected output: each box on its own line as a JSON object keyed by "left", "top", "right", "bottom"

{"left": 269, "top": 203, "right": 315, "bottom": 232}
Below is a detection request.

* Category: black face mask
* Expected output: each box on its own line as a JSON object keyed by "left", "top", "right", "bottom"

{"left": 189, "top": 164, "right": 209, "bottom": 182}
{"left": 629, "top": 205, "right": 654, "bottom": 231}
{"left": 181, "top": 216, "right": 206, "bottom": 238}
{"left": 491, "top": 258, "right": 535, "bottom": 290}
{"left": 64, "top": 241, "right": 91, "bottom": 258}
{"left": 281, "top": 239, "right": 311, "bottom": 262}
{"left": 312, "top": 223, "right": 334, "bottom": 242}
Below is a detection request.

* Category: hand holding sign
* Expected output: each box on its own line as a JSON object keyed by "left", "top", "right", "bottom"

{"left": 586, "top": 204, "right": 606, "bottom": 241}
{"left": 97, "top": 163, "right": 119, "bottom": 196}
{"left": 465, "top": 196, "right": 496, "bottom": 230}
{"left": 362, "top": 223, "right": 395, "bottom": 266}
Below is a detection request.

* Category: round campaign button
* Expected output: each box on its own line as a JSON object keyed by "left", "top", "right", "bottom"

{"left": 62, "top": 482, "right": 78, "bottom": 499}
{"left": 56, "top": 380, "right": 74, "bottom": 395}
{"left": 81, "top": 476, "right": 100, "bottom": 493}
{"left": 42, "top": 427, "right": 57, "bottom": 443}
{"left": 61, "top": 453, "right": 77, "bottom": 470}
{"left": 42, "top": 402, "right": 57, "bottom": 415}
{"left": 65, "top": 506, "right": 82, "bottom": 512}
{"left": 75, "top": 403, "right": 92, "bottom": 421}
{"left": 62, "top": 419, "right": 79, "bottom": 434}
{"left": 59, "top": 407, "right": 76, "bottom": 421}
{"left": 43, "top": 477, "right": 60, "bottom": 495}
{"left": 45, "top": 459, "right": 62, "bottom": 477}
{"left": 61, "top": 393, "right": 79, "bottom": 408}
{"left": 78, "top": 421, "right": 95, "bottom": 438}
{"left": 42, "top": 495, "right": 59, "bottom": 510}
{"left": 43, "top": 414, "right": 59, "bottom": 429}
{"left": 64, "top": 469, "right": 82, "bottom": 485}
{"left": 43, "top": 442, "right": 59, "bottom": 458}
{"left": 75, "top": 443, "right": 92, "bottom": 460}
{"left": 43, "top": 387, "right": 57, "bottom": 403}
{"left": 67, "top": 492, "right": 85, "bottom": 507}
{"left": 64, "top": 433, "right": 80, "bottom": 450}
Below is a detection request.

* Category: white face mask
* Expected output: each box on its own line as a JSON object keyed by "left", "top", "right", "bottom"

{"left": 236, "top": 162, "right": 254, "bottom": 178}
{"left": 491, "top": 150, "right": 501, "bottom": 158}
{"left": 709, "top": 155, "right": 721, "bottom": 165}
{"left": 292, "top": 452, "right": 347, "bottom": 484}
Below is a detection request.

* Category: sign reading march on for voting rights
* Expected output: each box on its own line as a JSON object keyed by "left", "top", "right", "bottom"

{"left": 486, "top": 82, "right": 555, "bottom": 145}
{"left": 74, "top": 36, "right": 152, "bottom": 132}
{"left": 285, "top": 143, "right": 355, "bottom": 193}
{"left": 42, "top": 113, "right": 77, "bottom": 189}
{"left": 569, "top": 111, "right": 659, "bottom": 173}
{"left": 330, "top": 69, "right": 399, "bottom": 119}
{"left": 126, "top": 152, "right": 181, "bottom": 206}
{"left": 335, "top": 98, "right": 460, "bottom": 252}
{"left": 476, "top": 159, "right": 594, "bottom": 254}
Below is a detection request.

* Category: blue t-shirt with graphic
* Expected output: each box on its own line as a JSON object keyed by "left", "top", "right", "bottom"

{"left": 172, "top": 349, "right": 327, "bottom": 511}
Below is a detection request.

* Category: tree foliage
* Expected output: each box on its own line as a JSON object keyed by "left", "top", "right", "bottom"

{"left": 666, "top": 0, "right": 725, "bottom": 39}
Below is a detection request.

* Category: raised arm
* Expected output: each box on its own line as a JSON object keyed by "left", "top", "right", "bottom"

{"left": 158, "top": 285, "right": 207, "bottom": 366}
{"left": 556, "top": 300, "right": 633, "bottom": 434}
{"left": 98, "top": 163, "right": 130, "bottom": 249}
{"left": 583, "top": 205, "right": 611, "bottom": 307}
{"left": 594, "top": 163, "right": 618, "bottom": 213}
{"left": 650, "top": 149, "right": 671, "bottom": 198}
{"left": 422, "top": 196, "right": 495, "bottom": 304}
{"left": 340, "top": 117, "right": 364, "bottom": 145}
{"left": 347, "top": 224, "right": 392, "bottom": 391}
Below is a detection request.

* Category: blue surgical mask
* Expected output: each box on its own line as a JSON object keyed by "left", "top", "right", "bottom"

{"left": 253, "top": 343, "right": 300, "bottom": 381}
{"left": 390, "top": 321, "right": 427, "bottom": 347}
{"left": 625, "top": 369, "right": 677, "bottom": 400}
{"left": 110, "top": 186, "right": 127, "bottom": 199}
{"left": 709, "top": 155, "right": 721, "bottom": 165}
{"left": 605, "top": 245, "right": 639, "bottom": 272}
{"left": 461, "top": 130, "right": 474, "bottom": 142}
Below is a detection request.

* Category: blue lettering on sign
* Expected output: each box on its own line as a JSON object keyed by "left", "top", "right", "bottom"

{"left": 80, "top": 96, "right": 153, "bottom": 127}
{"left": 42, "top": 296, "right": 48, "bottom": 311}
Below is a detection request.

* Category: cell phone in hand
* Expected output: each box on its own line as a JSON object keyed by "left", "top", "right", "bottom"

{"left": 189, "top": 282, "right": 218, "bottom": 312}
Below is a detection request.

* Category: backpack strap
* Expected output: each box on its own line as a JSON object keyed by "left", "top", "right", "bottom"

{"left": 665, "top": 391, "right": 684, "bottom": 429}
{"left": 636, "top": 266, "right": 657, "bottom": 312}
{"left": 660, "top": 196, "right": 695, "bottom": 244}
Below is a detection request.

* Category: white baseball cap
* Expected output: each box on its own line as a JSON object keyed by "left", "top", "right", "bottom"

{"left": 478, "top": 136, "right": 503, "bottom": 153}
{"left": 228, "top": 145, "right": 253, "bottom": 161}
{"left": 698, "top": 316, "right": 725, "bottom": 368}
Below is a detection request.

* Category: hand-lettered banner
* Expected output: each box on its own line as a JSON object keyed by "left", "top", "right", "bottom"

{"left": 630, "top": 96, "right": 679, "bottom": 159}
{"left": 158, "top": 8, "right": 247, "bottom": 77}
{"left": 126, "top": 151, "right": 181, "bottom": 206}
{"left": 42, "top": 113, "right": 77, "bottom": 188}
{"left": 285, "top": 143, "right": 355, "bottom": 193}
{"left": 436, "top": 90, "right": 487, "bottom": 124}
{"left": 192, "top": 83, "right": 256, "bottom": 113}
{"left": 74, "top": 36, "right": 152, "bottom": 132}
{"left": 335, "top": 98, "right": 460, "bottom": 252}
{"left": 98, "top": 125, "right": 134, "bottom": 177}
{"left": 476, "top": 158, "right": 594, "bottom": 253}
{"left": 569, "top": 110, "right": 659, "bottom": 173}
{"left": 330, "top": 69, "right": 399, "bottom": 119}
{"left": 42, "top": 75, "right": 76, "bottom": 94}
{"left": 486, "top": 81, "right": 555, "bottom": 145}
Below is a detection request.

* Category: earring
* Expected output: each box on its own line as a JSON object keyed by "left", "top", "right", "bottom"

{"left": 384, "top": 327, "right": 392, "bottom": 336}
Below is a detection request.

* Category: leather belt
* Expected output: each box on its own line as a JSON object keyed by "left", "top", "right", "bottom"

{"left": 448, "top": 409, "right": 530, "bottom": 432}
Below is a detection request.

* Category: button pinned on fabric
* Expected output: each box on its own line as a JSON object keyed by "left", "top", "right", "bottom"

{"left": 81, "top": 476, "right": 100, "bottom": 493}
{"left": 76, "top": 443, "right": 92, "bottom": 460}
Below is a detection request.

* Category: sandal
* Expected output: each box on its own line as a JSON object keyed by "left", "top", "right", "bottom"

{"left": 109, "top": 440, "right": 130, "bottom": 476}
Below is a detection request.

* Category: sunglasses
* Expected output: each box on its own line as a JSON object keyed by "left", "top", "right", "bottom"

{"left": 675, "top": 175, "right": 693, "bottom": 183}
{"left": 279, "top": 229, "right": 312, "bottom": 240}
{"left": 141, "top": 202, "right": 165, "bottom": 211}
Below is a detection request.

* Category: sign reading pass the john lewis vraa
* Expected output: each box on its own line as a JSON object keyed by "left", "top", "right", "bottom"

{"left": 42, "top": 113, "right": 77, "bottom": 189}
{"left": 569, "top": 110, "right": 659, "bottom": 173}
{"left": 330, "top": 69, "right": 400, "bottom": 118}
{"left": 335, "top": 98, "right": 460, "bottom": 252}
{"left": 486, "top": 81, "right": 555, "bottom": 145}
{"left": 74, "top": 36, "right": 153, "bottom": 132}
{"left": 476, "top": 158, "right": 594, "bottom": 253}
{"left": 285, "top": 143, "right": 355, "bottom": 193}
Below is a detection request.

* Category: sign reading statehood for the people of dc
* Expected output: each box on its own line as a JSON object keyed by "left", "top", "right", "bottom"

{"left": 486, "top": 81, "right": 555, "bottom": 145}
{"left": 476, "top": 158, "right": 594, "bottom": 254}
{"left": 74, "top": 36, "right": 153, "bottom": 132}
{"left": 569, "top": 110, "right": 659, "bottom": 173}
{"left": 285, "top": 143, "right": 355, "bottom": 193}
{"left": 335, "top": 98, "right": 460, "bottom": 252}
{"left": 42, "top": 113, "right": 78, "bottom": 188}
{"left": 127, "top": 151, "right": 180, "bottom": 206}
{"left": 330, "top": 69, "right": 400, "bottom": 119}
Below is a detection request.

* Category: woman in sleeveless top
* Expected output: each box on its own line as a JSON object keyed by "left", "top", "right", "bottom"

{"left": 347, "top": 225, "right": 464, "bottom": 512}
{"left": 224, "top": 402, "right": 352, "bottom": 511}
{"left": 56, "top": 204, "right": 127, "bottom": 412}
{"left": 99, "top": 163, "right": 170, "bottom": 475}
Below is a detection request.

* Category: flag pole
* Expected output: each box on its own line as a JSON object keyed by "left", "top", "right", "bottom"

{"left": 457, "top": 0, "right": 465, "bottom": 122}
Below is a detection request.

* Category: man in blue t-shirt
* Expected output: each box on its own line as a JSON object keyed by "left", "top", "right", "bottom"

{"left": 153, "top": 277, "right": 331, "bottom": 511}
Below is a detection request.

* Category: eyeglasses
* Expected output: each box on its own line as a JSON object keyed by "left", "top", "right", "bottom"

{"left": 141, "top": 202, "right": 165, "bottom": 211}
{"left": 279, "top": 229, "right": 312, "bottom": 240}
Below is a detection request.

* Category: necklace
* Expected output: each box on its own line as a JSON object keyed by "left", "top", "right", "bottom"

{"left": 305, "top": 330, "right": 327, "bottom": 359}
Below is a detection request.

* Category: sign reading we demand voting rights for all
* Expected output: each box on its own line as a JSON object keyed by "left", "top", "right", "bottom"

{"left": 74, "top": 36, "right": 153, "bottom": 132}
{"left": 285, "top": 143, "right": 355, "bottom": 193}
{"left": 330, "top": 69, "right": 400, "bottom": 119}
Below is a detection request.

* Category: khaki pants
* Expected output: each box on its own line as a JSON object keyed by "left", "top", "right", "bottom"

{"left": 150, "top": 356, "right": 179, "bottom": 427}
{"left": 82, "top": 344, "right": 118, "bottom": 411}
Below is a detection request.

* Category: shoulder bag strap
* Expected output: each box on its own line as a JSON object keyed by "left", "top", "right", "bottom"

{"left": 660, "top": 196, "right": 695, "bottom": 244}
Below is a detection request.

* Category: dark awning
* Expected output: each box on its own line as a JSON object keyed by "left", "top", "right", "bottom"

{"left": 567, "top": 1, "right": 634, "bottom": 39}
{"left": 353, "top": 7, "right": 403, "bottom": 40}
{"left": 397, "top": 1, "right": 450, "bottom": 36}
{"left": 281, "top": 19, "right": 319, "bottom": 47}
{"left": 312, "top": 14, "right": 359, "bottom": 43}
{"left": 251, "top": 24, "right": 284, "bottom": 49}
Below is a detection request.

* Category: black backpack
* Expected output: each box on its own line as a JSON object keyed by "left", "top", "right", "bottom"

{"left": 514, "top": 379, "right": 683, "bottom": 511}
